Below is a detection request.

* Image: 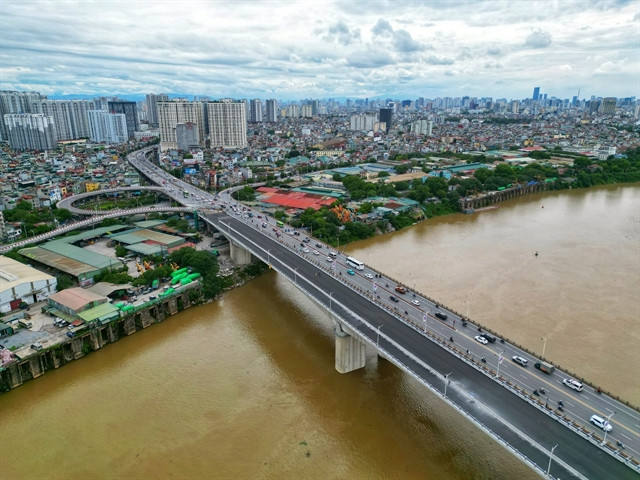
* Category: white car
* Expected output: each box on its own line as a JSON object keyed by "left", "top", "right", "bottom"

{"left": 364, "top": 273, "right": 374, "bottom": 279}
{"left": 326, "top": 256, "right": 333, "bottom": 262}
{"left": 303, "top": 248, "right": 309, "bottom": 253}
{"left": 512, "top": 355, "right": 528, "bottom": 367}
{"left": 474, "top": 335, "right": 488, "bottom": 345}
{"left": 590, "top": 415, "right": 612, "bottom": 432}
{"left": 411, "top": 299, "right": 420, "bottom": 306}
{"left": 312, "top": 250, "right": 319, "bottom": 256}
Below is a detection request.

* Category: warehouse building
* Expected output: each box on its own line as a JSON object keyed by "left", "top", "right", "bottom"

{"left": 0, "top": 256, "right": 57, "bottom": 313}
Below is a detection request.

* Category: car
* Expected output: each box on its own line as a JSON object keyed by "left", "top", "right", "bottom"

{"left": 66, "top": 331, "right": 76, "bottom": 338}
{"left": 31, "top": 343, "right": 43, "bottom": 351}
{"left": 562, "top": 378, "right": 584, "bottom": 392}
{"left": 395, "top": 285, "right": 407, "bottom": 294}
{"left": 512, "top": 355, "right": 528, "bottom": 367}
{"left": 303, "top": 248, "right": 310, "bottom": 253}
{"left": 312, "top": 250, "right": 320, "bottom": 256}
{"left": 435, "top": 312, "right": 448, "bottom": 320}
{"left": 411, "top": 299, "right": 420, "bottom": 306}
{"left": 481, "top": 333, "right": 497, "bottom": 343}
{"left": 346, "top": 269, "right": 355, "bottom": 275}
{"left": 590, "top": 415, "right": 612, "bottom": 432}
{"left": 262, "top": 223, "right": 268, "bottom": 228}
{"left": 474, "top": 335, "right": 488, "bottom": 345}
{"left": 389, "top": 295, "right": 399, "bottom": 302}
{"left": 303, "top": 237, "right": 310, "bottom": 243}
{"left": 364, "top": 273, "right": 374, "bottom": 279}
{"left": 315, "top": 243, "right": 323, "bottom": 248}
{"left": 326, "top": 256, "right": 333, "bottom": 262}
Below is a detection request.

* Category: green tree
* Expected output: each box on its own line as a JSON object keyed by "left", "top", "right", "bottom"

{"left": 56, "top": 274, "right": 74, "bottom": 290}
{"left": 115, "top": 245, "right": 128, "bottom": 257}
{"left": 53, "top": 208, "right": 73, "bottom": 222}
{"left": 377, "top": 171, "right": 389, "bottom": 178}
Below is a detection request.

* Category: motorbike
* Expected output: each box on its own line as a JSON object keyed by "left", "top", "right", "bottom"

{"left": 533, "top": 389, "right": 539, "bottom": 396}
{"left": 539, "top": 388, "right": 546, "bottom": 395}
{"left": 558, "top": 400, "right": 564, "bottom": 407}
{"left": 481, "top": 357, "right": 486, "bottom": 363}
{"left": 462, "top": 321, "right": 468, "bottom": 327}
{"left": 449, "top": 336, "right": 454, "bottom": 342}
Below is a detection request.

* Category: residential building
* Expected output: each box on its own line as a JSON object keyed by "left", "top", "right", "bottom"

{"left": 0, "top": 90, "right": 46, "bottom": 141}
{"left": 266, "top": 99, "right": 278, "bottom": 122}
{"left": 379, "top": 108, "right": 393, "bottom": 133}
{"left": 249, "top": 99, "right": 263, "bottom": 122}
{"left": 88, "top": 110, "right": 128, "bottom": 144}
{"left": 32, "top": 99, "right": 95, "bottom": 141}
{"left": 145, "top": 93, "right": 168, "bottom": 125}
{"left": 107, "top": 101, "right": 138, "bottom": 138}
{"left": 157, "top": 100, "right": 206, "bottom": 150}
{"left": 208, "top": 100, "right": 247, "bottom": 148}
{"left": 3, "top": 113, "right": 58, "bottom": 151}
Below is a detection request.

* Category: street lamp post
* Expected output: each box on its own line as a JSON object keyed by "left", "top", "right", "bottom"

{"left": 603, "top": 412, "right": 615, "bottom": 445}
{"left": 546, "top": 444, "right": 558, "bottom": 477}
{"left": 376, "top": 324, "right": 383, "bottom": 349}
{"left": 329, "top": 292, "right": 334, "bottom": 315}
{"left": 267, "top": 249, "right": 271, "bottom": 266}
{"left": 541, "top": 337, "right": 548, "bottom": 358}
{"left": 496, "top": 350, "right": 504, "bottom": 378}
{"left": 294, "top": 267, "right": 298, "bottom": 284}
{"left": 444, "top": 372, "right": 453, "bottom": 398}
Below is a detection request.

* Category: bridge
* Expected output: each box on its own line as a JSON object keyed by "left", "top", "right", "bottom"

{"left": 4, "top": 146, "right": 637, "bottom": 478}
{"left": 126, "top": 147, "right": 639, "bottom": 479}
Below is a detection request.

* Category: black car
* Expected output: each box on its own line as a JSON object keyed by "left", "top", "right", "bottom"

{"left": 481, "top": 333, "right": 497, "bottom": 343}
{"left": 435, "top": 312, "right": 448, "bottom": 320}
{"left": 389, "top": 295, "right": 399, "bottom": 302}
{"left": 315, "top": 243, "right": 323, "bottom": 248}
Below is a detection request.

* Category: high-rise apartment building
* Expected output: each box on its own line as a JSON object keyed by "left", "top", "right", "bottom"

{"left": 265, "top": 99, "right": 278, "bottom": 122}
{"left": 600, "top": 97, "right": 617, "bottom": 115}
{"left": 146, "top": 93, "right": 169, "bottom": 126}
{"left": 31, "top": 99, "right": 95, "bottom": 141}
{"left": 0, "top": 90, "right": 46, "bottom": 141}
{"left": 379, "top": 108, "right": 393, "bottom": 133}
{"left": 107, "top": 101, "right": 138, "bottom": 138}
{"left": 157, "top": 100, "right": 207, "bottom": 151}
{"left": 176, "top": 122, "right": 200, "bottom": 151}
{"left": 88, "top": 110, "right": 128, "bottom": 144}
{"left": 301, "top": 104, "right": 313, "bottom": 117}
{"left": 349, "top": 114, "right": 377, "bottom": 131}
{"left": 533, "top": 87, "right": 540, "bottom": 101}
{"left": 3, "top": 113, "right": 57, "bottom": 151}
{"left": 249, "top": 99, "right": 263, "bottom": 122}
{"left": 207, "top": 99, "right": 247, "bottom": 148}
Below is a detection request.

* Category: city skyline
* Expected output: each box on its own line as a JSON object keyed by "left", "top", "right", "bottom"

{"left": 1, "top": 1, "right": 639, "bottom": 100}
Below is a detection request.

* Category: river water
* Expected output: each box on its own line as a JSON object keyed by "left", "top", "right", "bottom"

{"left": 1, "top": 185, "right": 638, "bottom": 480}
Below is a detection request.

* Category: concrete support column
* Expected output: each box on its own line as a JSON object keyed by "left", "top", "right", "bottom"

{"left": 229, "top": 241, "right": 253, "bottom": 266}
{"left": 7, "top": 363, "right": 23, "bottom": 388}
{"left": 334, "top": 326, "right": 366, "bottom": 374}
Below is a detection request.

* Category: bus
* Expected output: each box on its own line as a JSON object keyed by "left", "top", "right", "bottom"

{"left": 276, "top": 220, "right": 284, "bottom": 227}
{"left": 346, "top": 256, "right": 365, "bottom": 270}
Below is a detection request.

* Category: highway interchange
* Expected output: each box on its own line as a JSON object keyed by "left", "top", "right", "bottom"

{"left": 21, "top": 145, "right": 637, "bottom": 479}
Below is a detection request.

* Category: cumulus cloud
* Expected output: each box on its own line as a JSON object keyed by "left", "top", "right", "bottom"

{"left": 324, "top": 21, "right": 361, "bottom": 46}
{"left": 525, "top": 29, "right": 552, "bottom": 48}
{"left": 371, "top": 18, "right": 423, "bottom": 52}
{"left": 425, "top": 55, "right": 454, "bottom": 65}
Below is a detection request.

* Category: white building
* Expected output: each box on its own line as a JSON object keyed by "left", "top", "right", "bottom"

{"left": 158, "top": 101, "right": 207, "bottom": 151}
{"left": 350, "top": 114, "right": 377, "bottom": 131}
{"left": 208, "top": 100, "right": 247, "bottom": 148}
{"left": 31, "top": 99, "right": 95, "bottom": 141}
{"left": 88, "top": 110, "right": 128, "bottom": 144}
{"left": 0, "top": 256, "right": 57, "bottom": 313}
{"left": 3, "top": 113, "right": 58, "bottom": 151}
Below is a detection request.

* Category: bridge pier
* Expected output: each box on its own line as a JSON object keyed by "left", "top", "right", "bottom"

{"left": 334, "top": 324, "right": 366, "bottom": 374}
{"left": 229, "top": 241, "right": 253, "bottom": 265}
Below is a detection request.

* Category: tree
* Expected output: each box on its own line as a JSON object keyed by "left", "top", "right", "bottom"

{"left": 115, "top": 245, "right": 128, "bottom": 257}
{"left": 56, "top": 274, "right": 74, "bottom": 290}
{"left": 377, "top": 171, "right": 389, "bottom": 178}
{"left": 53, "top": 208, "right": 73, "bottom": 222}
{"left": 395, "top": 164, "right": 409, "bottom": 174}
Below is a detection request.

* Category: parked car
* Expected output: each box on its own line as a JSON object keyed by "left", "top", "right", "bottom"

{"left": 31, "top": 343, "right": 43, "bottom": 350}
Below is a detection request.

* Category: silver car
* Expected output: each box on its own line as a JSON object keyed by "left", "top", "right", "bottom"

{"left": 512, "top": 355, "right": 528, "bottom": 367}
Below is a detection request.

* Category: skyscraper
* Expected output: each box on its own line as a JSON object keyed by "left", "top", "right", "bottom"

{"left": 600, "top": 97, "right": 617, "bottom": 115}
{"left": 207, "top": 99, "right": 247, "bottom": 148}
{"left": 0, "top": 90, "right": 46, "bottom": 141}
{"left": 88, "top": 110, "right": 128, "bottom": 144}
{"left": 157, "top": 100, "right": 206, "bottom": 151}
{"left": 249, "top": 99, "right": 263, "bottom": 123}
{"left": 265, "top": 99, "right": 278, "bottom": 122}
{"left": 146, "top": 93, "right": 168, "bottom": 126}
{"left": 533, "top": 87, "right": 540, "bottom": 101}
{"left": 379, "top": 108, "right": 393, "bottom": 133}
{"left": 3, "top": 113, "right": 57, "bottom": 151}
{"left": 31, "top": 99, "right": 95, "bottom": 141}
{"left": 108, "top": 101, "right": 138, "bottom": 138}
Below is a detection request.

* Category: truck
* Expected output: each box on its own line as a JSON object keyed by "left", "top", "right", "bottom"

{"left": 534, "top": 361, "right": 555, "bottom": 374}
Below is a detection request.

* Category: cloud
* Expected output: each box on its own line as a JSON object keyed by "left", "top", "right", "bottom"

{"left": 372, "top": 19, "right": 394, "bottom": 37}
{"left": 324, "top": 21, "right": 361, "bottom": 46}
{"left": 425, "top": 55, "right": 454, "bottom": 65}
{"left": 371, "top": 18, "right": 424, "bottom": 52}
{"left": 525, "top": 29, "right": 552, "bottom": 48}
{"left": 347, "top": 50, "right": 395, "bottom": 69}
{"left": 487, "top": 47, "right": 502, "bottom": 56}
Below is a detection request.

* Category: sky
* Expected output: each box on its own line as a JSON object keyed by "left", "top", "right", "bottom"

{"left": 1, "top": 0, "right": 639, "bottom": 101}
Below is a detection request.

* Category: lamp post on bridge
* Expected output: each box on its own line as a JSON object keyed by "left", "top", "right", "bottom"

{"left": 376, "top": 324, "right": 383, "bottom": 349}
{"left": 541, "top": 337, "right": 548, "bottom": 358}
{"left": 294, "top": 267, "right": 298, "bottom": 284}
{"left": 329, "top": 292, "right": 334, "bottom": 316}
{"left": 444, "top": 372, "right": 453, "bottom": 398}
{"left": 546, "top": 444, "right": 558, "bottom": 478}
{"left": 602, "top": 411, "right": 615, "bottom": 446}
{"left": 496, "top": 350, "right": 504, "bottom": 378}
